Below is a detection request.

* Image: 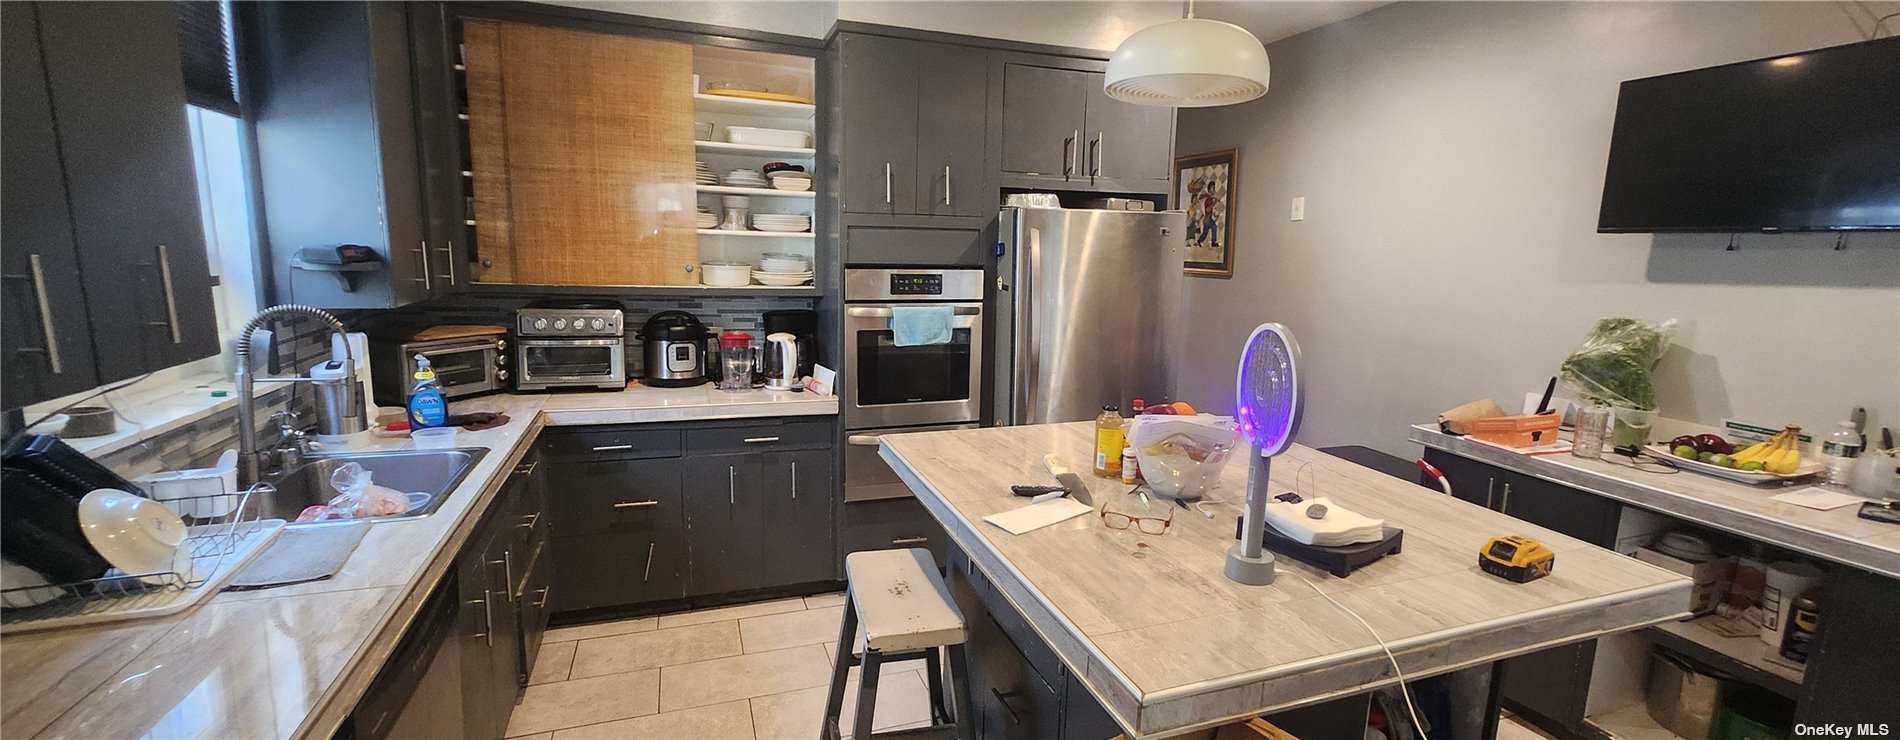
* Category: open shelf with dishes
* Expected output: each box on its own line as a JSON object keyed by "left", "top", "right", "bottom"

{"left": 692, "top": 44, "right": 818, "bottom": 289}
{"left": 695, "top": 184, "right": 814, "bottom": 198}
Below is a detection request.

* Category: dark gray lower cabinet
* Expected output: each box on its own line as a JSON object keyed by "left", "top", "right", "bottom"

{"left": 761, "top": 449, "right": 837, "bottom": 587}
{"left": 546, "top": 456, "right": 687, "bottom": 611}
{"left": 684, "top": 453, "right": 767, "bottom": 596}
{"left": 840, "top": 496, "right": 948, "bottom": 565}
{"left": 461, "top": 486, "right": 524, "bottom": 740}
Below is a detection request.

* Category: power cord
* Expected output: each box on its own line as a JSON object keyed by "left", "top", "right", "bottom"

{"left": 1285, "top": 567, "right": 1429, "bottom": 739}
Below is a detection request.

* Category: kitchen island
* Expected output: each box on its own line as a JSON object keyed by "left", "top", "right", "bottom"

{"left": 879, "top": 422, "right": 1693, "bottom": 738}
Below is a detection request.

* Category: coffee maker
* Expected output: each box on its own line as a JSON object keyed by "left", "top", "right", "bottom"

{"left": 760, "top": 310, "right": 818, "bottom": 378}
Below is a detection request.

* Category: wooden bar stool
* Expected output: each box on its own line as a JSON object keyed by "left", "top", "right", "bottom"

{"left": 821, "top": 548, "right": 975, "bottom": 740}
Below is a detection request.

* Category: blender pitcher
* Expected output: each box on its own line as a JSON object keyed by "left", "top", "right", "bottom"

{"left": 718, "top": 331, "right": 756, "bottom": 391}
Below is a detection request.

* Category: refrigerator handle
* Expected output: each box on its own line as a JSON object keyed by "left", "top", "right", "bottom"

{"left": 1014, "top": 226, "right": 1040, "bottom": 425}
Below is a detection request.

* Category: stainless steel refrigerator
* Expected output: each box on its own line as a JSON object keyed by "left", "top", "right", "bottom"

{"left": 993, "top": 207, "right": 1185, "bottom": 425}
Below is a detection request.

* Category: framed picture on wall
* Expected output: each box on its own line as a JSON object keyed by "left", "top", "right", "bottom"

{"left": 1174, "top": 148, "right": 1239, "bottom": 278}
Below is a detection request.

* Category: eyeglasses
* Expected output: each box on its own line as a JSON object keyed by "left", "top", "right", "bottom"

{"left": 1099, "top": 504, "right": 1173, "bottom": 535}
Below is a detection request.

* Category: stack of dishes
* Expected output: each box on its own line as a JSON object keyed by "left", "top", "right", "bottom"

{"left": 696, "top": 205, "right": 717, "bottom": 229}
{"left": 769, "top": 170, "right": 812, "bottom": 192}
{"left": 751, "top": 213, "right": 811, "bottom": 233}
{"left": 695, "top": 161, "right": 717, "bottom": 186}
{"left": 725, "top": 168, "right": 766, "bottom": 189}
{"left": 753, "top": 252, "right": 813, "bottom": 286}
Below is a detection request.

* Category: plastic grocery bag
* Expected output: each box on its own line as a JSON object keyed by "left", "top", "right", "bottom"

{"left": 296, "top": 462, "right": 412, "bottom": 522}
{"left": 1128, "top": 415, "right": 1239, "bottom": 500}
{"left": 1559, "top": 318, "right": 1676, "bottom": 411}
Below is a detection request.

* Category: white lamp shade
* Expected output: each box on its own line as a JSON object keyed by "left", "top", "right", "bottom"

{"left": 1105, "top": 18, "right": 1271, "bottom": 108}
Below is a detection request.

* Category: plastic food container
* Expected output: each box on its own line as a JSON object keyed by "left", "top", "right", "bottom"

{"left": 137, "top": 465, "right": 239, "bottom": 518}
{"left": 725, "top": 126, "right": 809, "bottom": 148}
{"left": 1129, "top": 415, "right": 1239, "bottom": 500}
{"left": 412, "top": 427, "right": 460, "bottom": 449}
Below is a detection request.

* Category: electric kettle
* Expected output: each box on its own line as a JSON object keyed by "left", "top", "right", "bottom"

{"left": 763, "top": 332, "right": 800, "bottom": 391}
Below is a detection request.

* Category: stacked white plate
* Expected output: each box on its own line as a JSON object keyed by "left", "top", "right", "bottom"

{"left": 753, "top": 252, "right": 813, "bottom": 286}
{"left": 725, "top": 168, "right": 766, "bottom": 188}
{"left": 769, "top": 171, "right": 812, "bottom": 192}
{"left": 695, "top": 161, "right": 717, "bottom": 186}
{"left": 751, "top": 213, "right": 810, "bottom": 233}
{"left": 695, "top": 205, "right": 717, "bottom": 229}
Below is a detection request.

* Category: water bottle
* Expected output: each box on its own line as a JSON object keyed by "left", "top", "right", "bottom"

{"left": 1820, "top": 421, "right": 1861, "bottom": 487}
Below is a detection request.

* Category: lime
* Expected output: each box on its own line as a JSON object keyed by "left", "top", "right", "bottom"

{"left": 1709, "top": 454, "right": 1733, "bottom": 468}
{"left": 1740, "top": 460, "right": 1766, "bottom": 472}
{"left": 1673, "top": 445, "right": 1699, "bottom": 459}
{"left": 1698, "top": 451, "right": 1718, "bottom": 464}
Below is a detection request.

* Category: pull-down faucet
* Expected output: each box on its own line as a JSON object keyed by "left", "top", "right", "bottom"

{"left": 233, "top": 304, "right": 366, "bottom": 486}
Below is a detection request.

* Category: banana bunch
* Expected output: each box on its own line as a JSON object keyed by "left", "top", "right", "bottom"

{"left": 1732, "top": 426, "right": 1803, "bottom": 474}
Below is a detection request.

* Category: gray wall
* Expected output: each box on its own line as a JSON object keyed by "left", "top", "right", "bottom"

{"left": 1175, "top": 2, "right": 1900, "bottom": 458}
{"left": 538, "top": 0, "right": 1181, "bottom": 49}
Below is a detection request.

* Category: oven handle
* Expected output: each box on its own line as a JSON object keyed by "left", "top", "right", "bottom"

{"left": 845, "top": 306, "right": 981, "bottom": 318}
{"left": 846, "top": 434, "right": 882, "bottom": 446}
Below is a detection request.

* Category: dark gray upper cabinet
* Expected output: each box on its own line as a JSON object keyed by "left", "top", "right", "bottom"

{"left": 1, "top": 1, "right": 220, "bottom": 410}
{"left": 1, "top": 3, "right": 98, "bottom": 410}
{"left": 999, "top": 63, "right": 1091, "bottom": 180}
{"left": 1084, "top": 82, "right": 1175, "bottom": 186}
{"left": 760, "top": 449, "right": 836, "bottom": 586}
{"left": 836, "top": 33, "right": 991, "bottom": 218}
{"left": 247, "top": 1, "right": 458, "bottom": 309}
{"left": 998, "top": 57, "right": 1174, "bottom": 193}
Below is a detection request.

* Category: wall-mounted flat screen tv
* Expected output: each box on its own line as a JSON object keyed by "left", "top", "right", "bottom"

{"left": 1597, "top": 36, "right": 1900, "bottom": 233}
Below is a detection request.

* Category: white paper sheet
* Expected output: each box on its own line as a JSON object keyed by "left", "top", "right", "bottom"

{"left": 982, "top": 497, "right": 1094, "bottom": 535}
{"left": 1770, "top": 487, "right": 1869, "bottom": 511}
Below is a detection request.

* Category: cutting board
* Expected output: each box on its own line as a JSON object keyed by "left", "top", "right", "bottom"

{"left": 411, "top": 324, "right": 507, "bottom": 342}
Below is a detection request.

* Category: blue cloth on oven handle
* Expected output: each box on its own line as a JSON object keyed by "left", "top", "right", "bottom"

{"left": 890, "top": 305, "right": 953, "bottom": 347}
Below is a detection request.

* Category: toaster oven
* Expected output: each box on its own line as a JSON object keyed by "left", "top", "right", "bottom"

{"left": 370, "top": 334, "right": 509, "bottom": 405}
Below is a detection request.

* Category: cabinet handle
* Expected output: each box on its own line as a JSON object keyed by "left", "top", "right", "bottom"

{"left": 155, "top": 245, "right": 182, "bottom": 344}
{"left": 846, "top": 434, "right": 883, "bottom": 447}
{"left": 1484, "top": 477, "right": 1496, "bottom": 509}
{"left": 884, "top": 162, "right": 892, "bottom": 204}
{"left": 1091, "top": 132, "right": 1104, "bottom": 176}
{"left": 1062, "top": 132, "right": 1077, "bottom": 178}
{"left": 519, "top": 512, "right": 538, "bottom": 530}
{"left": 612, "top": 500, "right": 659, "bottom": 509}
{"left": 591, "top": 444, "right": 634, "bottom": 452}
{"left": 791, "top": 461, "right": 798, "bottom": 499}
{"left": 438, "top": 239, "right": 456, "bottom": 285}
{"left": 943, "top": 165, "right": 952, "bottom": 206}
{"left": 990, "top": 688, "right": 1023, "bottom": 725}
{"left": 415, "top": 241, "right": 433, "bottom": 290}
{"left": 729, "top": 465, "right": 737, "bottom": 505}
{"left": 469, "top": 597, "right": 492, "bottom": 646}
{"left": 643, "top": 542, "right": 656, "bottom": 582}
{"left": 1499, "top": 482, "right": 1512, "bottom": 512}
{"left": 743, "top": 436, "right": 780, "bottom": 444}
{"left": 514, "top": 460, "right": 538, "bottom": 475}
{"left": 892, "top": 536, "right": 929, "bottom": 546}
{"left": 534, "top": 586, "right": 550, "bottom": 608}
{"left": 492, "top": 552, "right": 514, "bottom": 602}
{"left": 26, "top": 255, "right": 64, "bottom": 373}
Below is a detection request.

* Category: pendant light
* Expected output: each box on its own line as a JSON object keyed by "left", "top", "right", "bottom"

{"left": 1105, "top": 0, "right": 1271, "bottom": 108}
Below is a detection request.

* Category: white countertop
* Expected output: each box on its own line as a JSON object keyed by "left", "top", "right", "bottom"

{"left": 1, "top": 384, "right": 836, "bottom": 740}
{"left": 1409, "top": 424, "right": 1900, "bottom": 579}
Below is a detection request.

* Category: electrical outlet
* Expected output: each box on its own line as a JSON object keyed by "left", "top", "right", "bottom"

{"left": 1290, "top": 197, "right": 1306, "bottom": 221}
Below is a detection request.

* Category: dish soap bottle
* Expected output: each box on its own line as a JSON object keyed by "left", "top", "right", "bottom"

{"left": 407, "top": 355, "right": 448, "bottom": 429}
{"left": 1094, "top": 405, "right": 1124, "bottom": 478}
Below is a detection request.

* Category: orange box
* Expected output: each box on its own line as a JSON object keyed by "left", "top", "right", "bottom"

{"left": 1466, "top": 414, "right": 1563, "bottom": 448}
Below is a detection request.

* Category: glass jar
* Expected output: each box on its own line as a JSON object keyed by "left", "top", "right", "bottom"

{"left": 717, "top": 331, "right": 756, "bottom": 391}
{"left": 1572, "top": 405, "right": 1613, "bottom": 460}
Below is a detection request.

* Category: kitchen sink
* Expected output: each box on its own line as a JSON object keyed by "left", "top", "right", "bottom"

{"left": 250, "top": 448, "right": 490, "bottom": 525}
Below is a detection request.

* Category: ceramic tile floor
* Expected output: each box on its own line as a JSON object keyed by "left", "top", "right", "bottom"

{"left": 509, "top": 592, "right": 1563, "bottom": 739}
{"left": 508, "top": 592, "right": 939, "bottom": 740}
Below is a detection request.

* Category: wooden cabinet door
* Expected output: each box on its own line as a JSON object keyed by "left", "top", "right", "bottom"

{"left": 463, "top": 21, "right": 697, "bottom": 286}
{"left": 1084, "top": 78, "right": 1175, "bottom": 185}
{"left": 37, "top": 1, "right": 219, "bottom": 381}
{"left": 999, "top": 63, "right": 1090, "bottom": 180}
{"left": 914, "top": 41, "right": 991, "bottom": 217}
{"left": 760, "top": 449, "right": 835, "bottom": 586}
{"left": 683, "top": 454, "right": 765, "bottom": 595}
{"left": 1, "top": 3, "right": 99, "bottom": 410}
{"left": 838, "top": 33, "right": 920, "bottom": 216}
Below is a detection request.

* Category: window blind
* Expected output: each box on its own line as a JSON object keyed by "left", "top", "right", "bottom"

{"left": 175, "top": 0, "right": 238, "bottom": 116}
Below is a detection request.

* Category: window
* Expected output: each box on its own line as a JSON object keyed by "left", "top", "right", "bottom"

{"left": 186, "top": 106, "right": 258, "bottom": 340}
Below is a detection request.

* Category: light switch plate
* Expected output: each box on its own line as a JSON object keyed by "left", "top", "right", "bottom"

{"left": 1291, "top": 197, "right": 1306, "bottom": 221}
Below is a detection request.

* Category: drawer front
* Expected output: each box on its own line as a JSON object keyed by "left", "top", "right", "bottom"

{"left": 840, "top": 497, "right": 947, "bottom": 563}
{"left": 546, "top": 459, "right": 683, "bottom": 539}
{"left": 685, "top": 419, "right": 833, "bottom": 455}
{"left": 978, "top": 569, "right": 1065, "bottom": 689}
{"left": 550, "top": 532, "right": 685, "bottom": 611}
{"left": 844, "top": 225, "right": 987, "bottom": 266}
{"left": 540, "top": 428, "right": 682, "bottom": 462}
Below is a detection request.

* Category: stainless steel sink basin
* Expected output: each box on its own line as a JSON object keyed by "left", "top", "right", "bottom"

{"left": 250, "top": 448, "right": 490, "bottom": 524}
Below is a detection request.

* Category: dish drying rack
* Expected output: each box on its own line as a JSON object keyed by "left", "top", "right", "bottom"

{"left": 1, "top": 484, "right": 287, "bottom": 633}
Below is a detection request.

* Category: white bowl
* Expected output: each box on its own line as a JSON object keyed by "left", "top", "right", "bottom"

{"left": 770, "top": 178, "right": 812, "bottom": 192}
{"left": 78, "top": 489, "right": 191, "bottom": 585}
{"left": 752, "top": 272, "right": 814, "bottom": 286}
{"left": 725, "top": 126, "right": 810, "bottom": 148}
{"left": 701, "top": 262, "right": 753, "bottom": 287}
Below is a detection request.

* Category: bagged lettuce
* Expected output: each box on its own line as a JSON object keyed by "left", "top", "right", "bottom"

{"left": 1559, "top": 318, "right": 1675, "bottom": 411}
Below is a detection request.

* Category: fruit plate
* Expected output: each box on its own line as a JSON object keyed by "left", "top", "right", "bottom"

{"left": 1645, "top": 444, "right": 1824, "bottom": 484}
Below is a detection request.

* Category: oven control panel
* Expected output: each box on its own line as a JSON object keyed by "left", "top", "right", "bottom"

{"left": 889, "top": 273, "right": 943, "bottom": 296}
{"left": 516, "top": 308, "right": 624, "bottom": 337}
